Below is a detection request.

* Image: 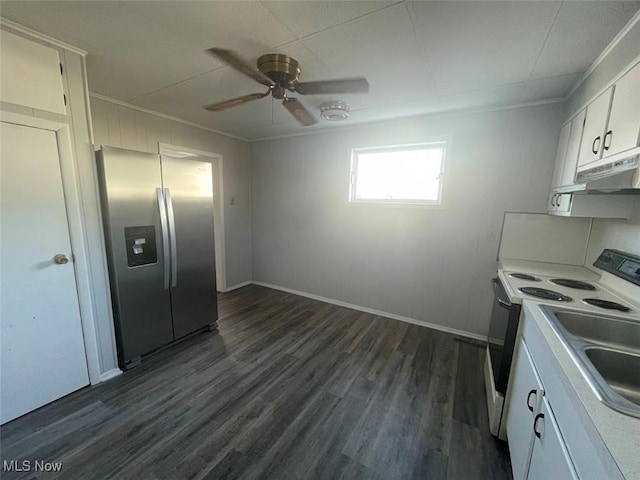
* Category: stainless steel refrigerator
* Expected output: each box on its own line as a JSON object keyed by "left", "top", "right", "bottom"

{"left": 97, "top": 146, "right": 218, "bottom": 370}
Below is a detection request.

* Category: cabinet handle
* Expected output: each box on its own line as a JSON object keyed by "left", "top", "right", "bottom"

{"left": 603, "top": 130, "right": 613, "bottom": 151}
{"left": 526, "top": 389, "right": 536, "bottom": 412}
{"left": 592, "top": 136, "right": 601, "bottom": 155}
{"left": 533, "top": 412, "right": 544, "bottom": 439}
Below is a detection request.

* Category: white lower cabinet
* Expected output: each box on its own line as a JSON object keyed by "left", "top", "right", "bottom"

{"left": 506, "top": 340, "right": 543, "bottom": 480}
{"left": 506, "top": 338, "right": 577, "bottom": 480}
{"left": 527, "top": 398, "right": 579, "bottom": 480}
{"left": 506, "top": 309, "right": 616, "bottom": 480}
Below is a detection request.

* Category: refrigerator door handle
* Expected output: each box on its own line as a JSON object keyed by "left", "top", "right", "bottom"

{"left": 156, "top": 188, "right": 171, "bottom": 289}
{"left": 164, "top": 188, "right": 178, "bottom": 288}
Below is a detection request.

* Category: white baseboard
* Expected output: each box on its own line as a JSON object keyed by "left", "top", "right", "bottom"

{"left": 99, "top": 368, "right": 122, "bottom": 383}
{"left": 251, "top": 281, "right": 487, "bottom": 343}
{"left": 222, "top": 280, "right": 252, "bottom": 292}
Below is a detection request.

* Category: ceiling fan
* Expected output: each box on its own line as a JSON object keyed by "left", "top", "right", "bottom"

{"left": 203, "top": 48, "right": 369, "bottom": 126}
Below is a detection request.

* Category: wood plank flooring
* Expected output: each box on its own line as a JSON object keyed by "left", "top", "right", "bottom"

{"left": 1, "top": 285, "right": 512, "bottom": 479}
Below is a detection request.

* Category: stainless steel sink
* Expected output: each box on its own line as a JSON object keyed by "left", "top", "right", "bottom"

{"left": 554, "top": 311, "right": 640, "bottom": 352}
{"left": 585, "top": 347, "right": 640, "bottom": 406}
{"left": 541, "top": 306, "right": 640, "bottom": 418}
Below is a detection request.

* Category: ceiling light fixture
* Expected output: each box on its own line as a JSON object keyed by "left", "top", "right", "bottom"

{"left": 319, "top": 101, "right": 350, "bottom": 121}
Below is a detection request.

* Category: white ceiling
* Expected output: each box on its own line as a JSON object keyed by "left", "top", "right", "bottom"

{"left": 2, "top": 1, "right": 639, "bottom": 140}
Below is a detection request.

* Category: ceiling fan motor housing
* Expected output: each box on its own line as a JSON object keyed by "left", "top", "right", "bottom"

{"left": 258, "top": 54, "right": 301, "bottom": 98}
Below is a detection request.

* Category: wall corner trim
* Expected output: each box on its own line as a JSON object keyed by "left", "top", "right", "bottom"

{"left": 251, "top": 281, "right": 488, "bottom": 342}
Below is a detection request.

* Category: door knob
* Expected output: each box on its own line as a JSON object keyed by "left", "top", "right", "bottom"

{"left": 53, "top": 254, "right": 69, "bottom": 264}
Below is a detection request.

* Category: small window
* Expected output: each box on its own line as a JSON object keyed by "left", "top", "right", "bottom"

{"left": 349, "top": 142, "right": 446, "bottom": 205}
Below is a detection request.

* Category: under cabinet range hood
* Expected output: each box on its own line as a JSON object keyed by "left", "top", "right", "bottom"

{"left": 574, "top": 155, "right": 640, "bottom": 193}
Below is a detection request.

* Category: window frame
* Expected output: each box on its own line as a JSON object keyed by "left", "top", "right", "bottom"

{"left": 348, "top": 141, "right": 448, "bottom": 207}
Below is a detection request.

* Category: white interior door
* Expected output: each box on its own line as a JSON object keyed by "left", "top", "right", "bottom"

{"left": 1, "top": 121, "right": 89, "bottom": 424}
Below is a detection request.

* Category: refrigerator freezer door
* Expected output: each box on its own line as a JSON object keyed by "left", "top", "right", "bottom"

{"left": 161, "top": 156, "right": 218, "bottom": 338}
{"left": 97, "top": 146, "right": 174, "bottom": 366}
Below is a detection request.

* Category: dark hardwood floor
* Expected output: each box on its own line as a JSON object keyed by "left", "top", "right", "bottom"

{"left": 1, "top": 285, "right": 512, "bottom": 479}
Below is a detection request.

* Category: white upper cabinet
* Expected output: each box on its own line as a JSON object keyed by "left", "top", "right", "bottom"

{"left": 577, "top": 61, "right": 640, "bottom": 169}
{"left": 550, "top": 122, "right": 571, "bottom": 190}
{"left": 560, "top": 109, "right": 586, "bottom": 187}
{"left": 550, "top": 110, "right": 586, "bottom": 192}
{"left": 0, "top": 30, "right": 66, "bottom": 114}
{"left": 577, "top": 87, "right": 612, "bottom": 168}
{"left": 603, "top": 62, "right": 640, "bottom": 159}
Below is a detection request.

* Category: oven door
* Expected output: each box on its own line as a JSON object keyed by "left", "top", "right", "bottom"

{"left": 485, "top": 278, "right": 521, "bottom": 438}
{"left": 488, "top": 278, "right": 521, "bottom": 393}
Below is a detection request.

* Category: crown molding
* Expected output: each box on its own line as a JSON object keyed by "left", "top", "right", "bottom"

{"left": 0, "top": 17, "right": 87, "bottom": 56}
{"left": 89, "top": 93, "right": 249, "bottom": 142}
{"left": 566, "top": 8, "right": 640, "bottom": 99}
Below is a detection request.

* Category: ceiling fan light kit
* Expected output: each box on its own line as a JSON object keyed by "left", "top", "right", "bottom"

{"left": 319, "top": 101, "right": 350, "bottom": 121}
{"left": 203, "top": 48, "right": 369, "bottom": 127}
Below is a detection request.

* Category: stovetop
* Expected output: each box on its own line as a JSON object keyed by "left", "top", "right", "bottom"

{"left": 499, "top": 267, "right": 640, "bottom": 319}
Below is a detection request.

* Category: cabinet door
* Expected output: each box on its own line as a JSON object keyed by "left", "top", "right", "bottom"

{"left": 0, "top": 31, "right": 66, "bottom": 114}
{"left": 527, "top": 398, "right": 579, "bottom": 480}
{"left": 560, "top": 110, "right": 586, "bottom": 187}
{"left": 578, "top": 88, "right": 613, "bottom": 167}
{"left": 547, "top": 193, "right": 558, "bottom": 213}
{"left": 554, "top": 194, "right": 572, "bottom": 214}
{"left": 551, "top": 122, "right": 571, "bottom": 189}
{"left": 603, "top": 62, "right": 640, "bottom": 158}
{"left": 506, "top": 340, "right": 544, "bottom": 480}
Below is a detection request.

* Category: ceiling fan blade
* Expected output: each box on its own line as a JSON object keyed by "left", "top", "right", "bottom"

{"left": 282, "top": 98, "right": 317, "bottom": 126}
{"left": 295, "top": 77, "right": 369, "bottom": 95}
{"left": 206, "top": 48, "right": 275, "bottom": 87}
{"left": 203, "top": 92, "right": 269, "bottom": 111}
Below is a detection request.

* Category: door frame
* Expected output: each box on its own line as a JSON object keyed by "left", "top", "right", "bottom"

{"left": 1, "top": 110, "right": 102, "bottom": 384}
{"left": 158, "top": 143, "right": 227, "bottom": 291}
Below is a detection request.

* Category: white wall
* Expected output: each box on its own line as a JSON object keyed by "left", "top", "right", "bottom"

{"left": 251, "top": 103, "right": 564, "bottom": 337}
{"left": 586, "top": 199, "right": 640, "bottom": 267}
{"left": 90, "top": 97, "right": 252, "bottom": 288}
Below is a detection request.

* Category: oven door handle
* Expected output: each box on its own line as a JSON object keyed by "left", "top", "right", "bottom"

{"left": 491, "top": 278, "right": 513, "bottom": 308}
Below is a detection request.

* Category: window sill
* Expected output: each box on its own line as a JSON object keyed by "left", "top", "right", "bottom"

{"left": 347, "top": 200, "right": 445, "bottom": 210}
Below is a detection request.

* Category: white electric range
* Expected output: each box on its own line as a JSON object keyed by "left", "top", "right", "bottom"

{"left": 498, "top": 267, "right": 640, "bottom": 319}
{"left": 485, "top": 249, "right": 640, "bottom": 439}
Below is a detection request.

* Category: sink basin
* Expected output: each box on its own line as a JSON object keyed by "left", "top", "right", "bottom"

{"left": 541, "top": 306, "right": 640, "bottom": 418}
{"left": 554, "top": 311, "right": 640, "bottom": 351}
{"left": 585, "top": 347, "right": 640, "bottom": 406}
